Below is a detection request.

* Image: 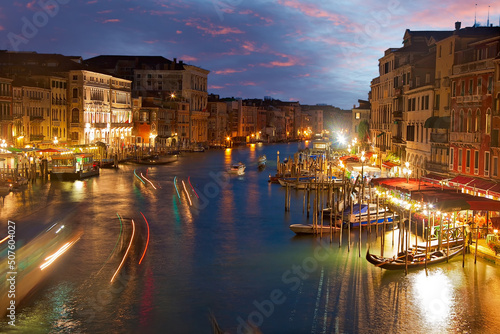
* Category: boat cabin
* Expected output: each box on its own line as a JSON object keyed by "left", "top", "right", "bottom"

{"left": 51, "top": 153, "right": 95, "bottom": 174}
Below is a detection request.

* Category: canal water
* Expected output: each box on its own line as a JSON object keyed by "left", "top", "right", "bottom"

{"left": 1, "top": 142, "right": 500, "bottom": 333}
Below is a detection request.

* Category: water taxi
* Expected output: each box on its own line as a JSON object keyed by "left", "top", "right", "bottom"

{"left": 229, "top": 162, "right": 246, "bottom": 175}
{"left": 50, "top": 153, "right": 100, "bottom": 180}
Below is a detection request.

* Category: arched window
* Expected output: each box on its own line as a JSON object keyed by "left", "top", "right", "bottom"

{"left": 475, "top": 109, "right": 481, "bottom": 132}
{"left": 467, "top": 110, "right": 472, "bottom": 132}
{"left": 71, "top": 108, "right": 79, "bottom": 123}
{"left": 459, "top": 110, "right": 464, "bottom": 132}
{"left": 451, "top": 110, "right": 456, "bottom": 132}
{"left": 486, "top": 109, "right": 491, "bottom": 134}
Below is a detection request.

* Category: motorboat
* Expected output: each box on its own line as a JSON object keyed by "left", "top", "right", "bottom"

{"left": 229, "top": 162, "right": 246, "bottom": 175}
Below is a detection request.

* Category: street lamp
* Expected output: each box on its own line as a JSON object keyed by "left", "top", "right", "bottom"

{"left": 403, "top": 161, "right": 412, "bottom": 183}
{"left": 53, "top": 137, "right": 58, "bottom": 145}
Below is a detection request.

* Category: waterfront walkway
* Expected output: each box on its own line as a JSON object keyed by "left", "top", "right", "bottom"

{"left": 470, "top": 239, "right": 500, "bottom": 265}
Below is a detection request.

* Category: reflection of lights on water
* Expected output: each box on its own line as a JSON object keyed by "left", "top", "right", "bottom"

{"left": 74, "top": 181, "right": 84, "bottom": 190}
{"left": 55, "top": 225, "right": 65, "bottom": 234}
{"left": 141, "top": 172, "right": 157, "bottom": 189}
{"left": 173, "top": 176, "right": 181, "bottom": 200}
{"left": 182, "top": 180, "right": 192, "bottom": 206}
{"left": 0, "top": 235, "right": 9, "bottom": 244}
{"left": 188, "top": 176, "right": 199, "bottom": 199}
{"left": 111, "top": 219, "right": 135, "bottom": 283}
{"left": 412, "top": 270, "right": 452, "bottom": 324}
{"left": 40, "top": 238, "right": 79, "bottom": 270}
{"left": 139, "top": 212, "right": 150, "bottom": 265}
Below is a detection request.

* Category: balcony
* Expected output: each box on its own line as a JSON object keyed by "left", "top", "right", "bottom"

{"left": 30, "top": 134, "right": 44, "bottom": 141}
{"left": 392, "top": 110, "right": 403, "bottom": 119}
{"left": 450, "top": 132, "right": 481, "bottom": 144}
{"left": 0, "top": 114, "right": 13, "bottom": 122}
{"left": 430, "top": 133, "right": 448, "bottom": 143}
{"left": 453, "top": 59, "right": 494, "bottom": 75}
{"left": 425, "top": 160, "right": 449, "bottom": 173}
{"left": 93, "top": 122, "right": 107, "bottom": 128}
{"left": 473, "top": 95, "right": 482, "bottom": 102}
{"left": 456, "top": 96, "right": 464, "bottom": 103}
{"left": 70, "top": 122, "right": 80, "bottom": 128}
{"left": 30, "top": 115, "right": 44, "bottom": 122}
{"left": 52, "top": 121, "right": 60, "bottom": 127}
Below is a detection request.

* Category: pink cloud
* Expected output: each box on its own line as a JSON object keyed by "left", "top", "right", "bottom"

{"left": 241, "top": 81, "right": 257, "bottom": 86}
{"left": 103, "top": 19, "right": 120, "bottom": 23}
{"left": 185, "top": 18, "right": 244, "bottom": 36}
{"left": 242, "top": 41, "right": 256, "bottom": 52}
{"left": 180, "top": 55, "right": 198, "bottom": 62}
{"left": 214, "top": 68, "right": 247, "bottom": 75}
{"left": 176, "top": 30, "right": 182, "bottom": 34}
{"left": 295, "top": 73, "right": 310, "bottom": 78}
{"left": 277, "top": 0, "right": 349, "bottom": 25}
{"left": 144, "top": 40, "right": 159, "bottom": 44}
{"left": 238, "top": 9, "right": 273, "bottom": 25}
{"left": 26, "top": 0, "right": 37, "bottom": 10}
{"left": 209, "top": 85, "right": 224, "bottom": 89}
{"left": 87, "top": 0, "right": 98, "bottom": 4}
{"left": 98, "top": 10, "right": 112, "bottom": 14}
{"left": 260, "top": 53, "right": 300, "bottom": 68}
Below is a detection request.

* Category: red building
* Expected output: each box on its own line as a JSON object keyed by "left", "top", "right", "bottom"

{"left": 449, "top": 34, "right": 499, "bottom": 181}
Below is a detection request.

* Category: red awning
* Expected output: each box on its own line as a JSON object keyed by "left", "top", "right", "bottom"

{"left": 382, "top": 161, "right": 399, "bottom": 169}
{"left": 421, "top": 173, "right": 447, "bottom": 184}
{"left": 464, "top": 178, "right": 496, "bottom": 194}
{"left": 449, "top": 175, "right": 475, "bottom": 187}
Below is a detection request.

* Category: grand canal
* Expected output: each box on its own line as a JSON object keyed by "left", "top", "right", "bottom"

{"left": 1, "top": 142, "right": 500, "bottom": 333}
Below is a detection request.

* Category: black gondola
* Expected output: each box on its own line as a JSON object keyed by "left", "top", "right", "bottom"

{"left": 366, "top": 246, "right": 464, "bottom": 270}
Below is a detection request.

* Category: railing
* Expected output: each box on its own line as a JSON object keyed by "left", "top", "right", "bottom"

{"left": 29, "top": 115, "right": 44, "bottom": 121}
{"left": 430, "top": 133, "right": 448, "bottom": 143}
{"left": 30, "top": 134, "right": 44, "bottom": 141}
{"left": 393, "top": 110, "right": 403, "bottom": 119}
{"left": 425, "top": 160, "right": 449, "bottom": 173}
{"left": 450, "top": 132, "right": 481, "bottom": 143}
{"left": 0, "top": 115, "right": 13, "bottom": 121}
{"left": 457, "top": 96, "right": 464, "bottom": 103}
{"left": 453, "top": 59, "right": 494, "bottom": 75}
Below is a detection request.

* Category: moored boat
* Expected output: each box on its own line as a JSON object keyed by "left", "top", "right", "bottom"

{"left": 366, "top": 245, "right": 464, "bottom": 270}
{"left": 50, "top": 153, "right": 100, "bottom": 181}
{"left": 335, "top": 203, "right": 397, "bottom": 228}
{"left": 289, "top": 223, "right": 339, "bottom": 235}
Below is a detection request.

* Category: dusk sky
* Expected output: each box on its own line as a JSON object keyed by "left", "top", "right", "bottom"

{"left": 0, "top": 0, "right": 498, "bottom": 109}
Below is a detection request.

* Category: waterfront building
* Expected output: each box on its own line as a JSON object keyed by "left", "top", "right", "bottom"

{"left": 0, "top": 77, "right": 12, "bottom": 144}
{"left": 403, "top": 52, "right": 435, "bottom": 179}
{"left": 67, "top": 69, "right": 133, "bottom": 154}
{"left": 449, "top": 30, "right": 500, "bottom": 182}
{"left": 84, "top": 56, "right": 210, "bottom": 146}
{"left": 207, "top": 94, "right": 228, "bottom": 145}
{"left": 352, "top": 99, "right": 370, "bottom": 141}
{"left": 370, "top": 29, "right": 453, "bottom": 172}
{"left": 31, "top": 74, "right": 68, "bottom": 145}
{"left": 12, "top": 78, "right": 51, "bottom": 147}
{"left": 428, "top": 23, "right": 500, "bottom": 179}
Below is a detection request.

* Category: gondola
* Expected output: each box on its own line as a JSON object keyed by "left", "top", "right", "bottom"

{"left": 366, "top": 245, "right": 464, "bottom": 270}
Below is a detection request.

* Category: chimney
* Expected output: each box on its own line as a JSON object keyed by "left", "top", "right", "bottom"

{"left": 455, "top": 21, "right": 461, "bottom": 31}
